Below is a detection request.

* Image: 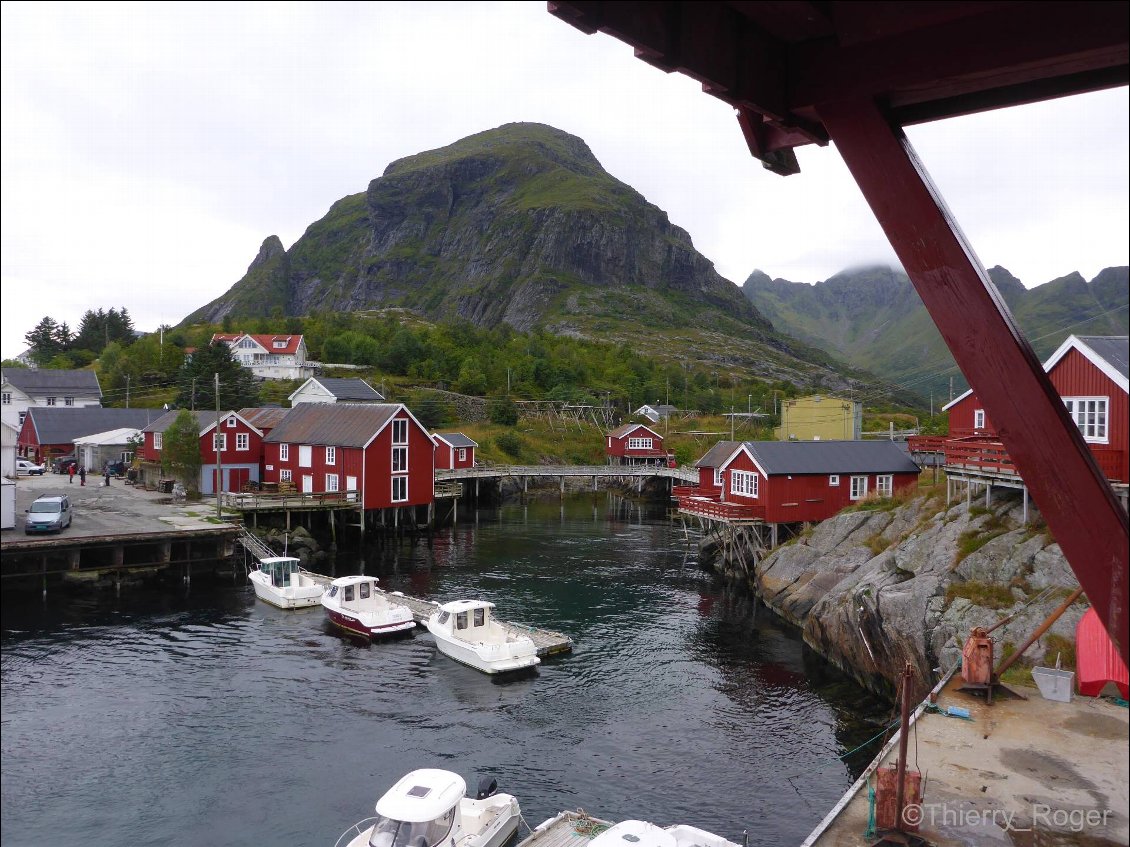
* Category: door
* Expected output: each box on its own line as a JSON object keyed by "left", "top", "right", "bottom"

{"left": 346, "top": 476, "right": 358, "bottom": 501}
{"left": 302, "top": 474, "right": 313, "bottom": 493}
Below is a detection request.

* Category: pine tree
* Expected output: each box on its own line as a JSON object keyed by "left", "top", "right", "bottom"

{"left": 24, "top": 317, "right": 64, "bottom": 365}
{"left": 175, "top": 342, "right": 259, "bottom": 410}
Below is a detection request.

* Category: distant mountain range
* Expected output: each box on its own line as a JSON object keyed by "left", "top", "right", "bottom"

{"left": 183, "top": 122, "right": 910, "bottom": 399}
{"left": 741, "top": 264, "right": 1129, "bottom": 402}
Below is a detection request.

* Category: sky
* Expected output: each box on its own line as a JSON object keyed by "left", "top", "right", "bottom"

{"left": 2, "top": 1, "right": 1128, "bottom": 359}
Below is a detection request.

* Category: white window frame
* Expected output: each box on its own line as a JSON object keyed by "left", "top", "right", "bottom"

{"left": 713, "top": 468, "right": 724, "bottom": 486}
{"left": 627, "top": 437, "right": 654, "bottom": 450}
{"left": 457, "top": 448, "right": 467, "bottom": 462}
{"left": 876, "top": 475, "right": 893, "bottom": 497}
{"left": 392, "top": 445, "right": 408, "bottom": 473}
{"left": 326, "top": 446, "right": 336, "bottom": 465}
{"left": 1, "top": 392, "right": 10, "bottom": 404}
{"left": 731, "top": 469, "right": 758, "bottom": 498}
{"left": 326, "top": 473, "right": 339, "bottom": 492}
{"left": 974, "top": 409, "right": 986, "bottom": 430}
{"left": 279, "top": 443, "right": 289, "bottom": 461}
{"left": 1062, "top": 396, "right": 1109, "bottom": 444}
{"left": 46, "top": 396, "right": 56, "bottom": 406}
{"left": 280, "top": 469, "right": 292, "bottom": 482}
{"left": 850, "top": 476, "right": 869, "bottom": 500}
{"left": 64, "top": 396, "right": 74, "bottom": 406}
{"left": 213, "top": 433, "right": 227, "bottom": 451}
{"left": 392, "top": 419, "right": 408, "bottom": 445}
{"left": 226, "top": 416, "right": 237, "bottom": 428}
{"left": 829, "top": 474, "right": 840, "bottom": 487}
{"left": 392, "top": 475, "right": 408, "bottom": 503}
{"left": 298, "top": 445, "right": 312, "bottom": 468}
{"left": 153, "top": 433, "right": 163, "bottom": 450}
{"left": 236, "top": 433, "right": 250, "bottom": 451}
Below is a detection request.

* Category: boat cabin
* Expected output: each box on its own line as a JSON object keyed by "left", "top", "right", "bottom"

{"left": 370, "top": 769, "right": 467, "bottom": 847}
{"left": 326, "top": 575, "right": 385, "bottom": 611}
{"left": 434, "top": 600, "right": 498, "bottom": 641}
{"left": 258, "top": 556, "right": 303, "bottom": 588}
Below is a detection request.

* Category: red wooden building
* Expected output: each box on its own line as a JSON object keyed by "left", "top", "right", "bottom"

{"left": 432, "top": 432, "right": 477, "bottom": 470}
{"left": 262, "top": 403, "right": 435, "bottom": 510}
{"left": 139, "top": 410, "right": 265, "bottom": 494}
{"left": 677, "top": 440, "right": 919, "bottom": 524}
{"left": 605, "top": 423, "right": 672, "bottom": 466}
{"left": 938, "top": 336, "right": 1128, "bottom": 483}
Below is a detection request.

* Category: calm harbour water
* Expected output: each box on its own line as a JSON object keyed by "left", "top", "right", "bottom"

{"left": 1, "top": 496, "right": 887, "bottom": 847}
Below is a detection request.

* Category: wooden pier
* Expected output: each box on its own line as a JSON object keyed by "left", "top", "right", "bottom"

{"left": 517, "top": 811, "right": 613, "bottom": 847}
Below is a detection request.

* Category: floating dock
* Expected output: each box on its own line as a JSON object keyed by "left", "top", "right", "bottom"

{"left": 518, "top": 812, "right": 613, "bottom": 847}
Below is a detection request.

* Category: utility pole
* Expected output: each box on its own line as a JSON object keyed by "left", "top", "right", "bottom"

{"left": 125, "top": 375, "right": 130, "bottom": 409}
{"left": 930, "top": 393, "right": 934, "bottom": 418}
{"left": 215, "top": 373, "right": 223, "bottom": 520}
{"left": 730, "top": 406, "right": 735, "bottom": 440}
{"left": 191, "top": 377, "right": 196, "bottom": 411}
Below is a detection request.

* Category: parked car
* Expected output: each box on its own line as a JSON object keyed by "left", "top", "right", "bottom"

{"left": 16, "top": 459, "right": 45, "bottom": 476}
{"left": 25, "top": 495, "right": 72, "bottom": 534}
{"left": 51, "top": 454, "right": 77, "bottom": 474}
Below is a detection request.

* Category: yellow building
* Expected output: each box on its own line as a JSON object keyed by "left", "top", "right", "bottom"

{"left": 774, "top": 395, "right": 862, "bottom": 441}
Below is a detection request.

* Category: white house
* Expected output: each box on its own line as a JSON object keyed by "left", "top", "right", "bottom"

{"left": 1, "top": 369, "right": 103, "bottom": 431}
{"left": 74, "top": 427, "right": 141, "bottom": 473}
{"left": 634, "top": 404, "right": 678, "bottom": 423}
{"left": 211, "top": 333, "right": 315, "bottom": 380}
{"left": 1, "top": 421, "right": 18, "bottom": 529}
{"left": 288, "top": 377, "right": 385, "bottom": 406}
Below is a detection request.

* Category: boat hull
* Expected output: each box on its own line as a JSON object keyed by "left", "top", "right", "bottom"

{"left": 427, "top": 622, "right": 540, "bottom": 675}
{"left": 249, "top": 572, "right": 322, "bottom": 609}
{"left": 324, "top": 606, "right": 416, "bottom": 640}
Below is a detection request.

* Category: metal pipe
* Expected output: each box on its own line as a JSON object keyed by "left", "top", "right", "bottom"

{"left": 894, "top": 662, "right": 913, "bottom": 831}
{"left": 995, "top": 587, "right": 1085, "bottom": 677}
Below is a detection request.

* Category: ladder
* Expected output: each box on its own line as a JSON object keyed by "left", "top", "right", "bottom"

{"left": 236, "top": 528, "right": 277, "bottom": 565}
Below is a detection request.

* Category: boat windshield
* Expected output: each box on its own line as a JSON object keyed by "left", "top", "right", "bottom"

{"left": 368, "top": 809, "right": 456, "bottom": 847}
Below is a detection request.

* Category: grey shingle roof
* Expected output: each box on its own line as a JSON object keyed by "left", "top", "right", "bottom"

{"left": 1078, "top": 336, "right": 1129, "bottom": 380}
{"left": 26, "top": 408, "right": 162, "bottom": 445}
{"left": 263, "top": 403, "right": 401, "bottom": 448}
{"left": 3, "top": 368, "right": 102, "bottom": 397}
{"left": 737, "top": 440, "right": 920, "bottom": 475}
{"left": 608, "top": 422, "right": 660, "bottom": 439}
{"left": 434, "top": 432, "right": 478, "bottom": 448}
{"left": 142, "top": 410, "right": 238, "bottom": 435}
{"left": 313, "top": 378, "right": 385, "bottom": 401}
{"left": 694, "top": 441, "right": 742, "bottom": 468}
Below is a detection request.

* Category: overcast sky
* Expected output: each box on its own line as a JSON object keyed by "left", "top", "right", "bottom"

{"left": 2, "top": 1, "right": 1127, "bottom": 359}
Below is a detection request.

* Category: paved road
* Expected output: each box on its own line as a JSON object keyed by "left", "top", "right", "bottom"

{"left": 3, "top": 471, "right": 225, "bottom": 544}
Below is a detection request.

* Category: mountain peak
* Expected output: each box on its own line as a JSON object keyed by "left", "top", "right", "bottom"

{"left": 248, "top": 235, "right": 285, "bottom": 273}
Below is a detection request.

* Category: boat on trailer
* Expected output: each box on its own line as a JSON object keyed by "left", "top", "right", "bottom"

{"left": 249, "top": 556, "right": 324, "bottom": 609}
{"left": 426, "top": 600, "right": 540, "bottom": 675}
{"left": 321, "top": 575, "right": 415, "bottom": 640}
{"left": 335, "top": 768, "right": 521, "bottom": 847}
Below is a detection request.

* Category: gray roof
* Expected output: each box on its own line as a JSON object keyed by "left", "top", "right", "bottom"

{"left": 736, "top": 440, "right": 921, "bottom": 475}
{"left": 26, "top": 407, "right": 162, "bottom": 445}
{"left": 434, "top": 432, "right": 478, "bottom": 448}
{"left": 239, "top": 407, "right": 291, "bottom": 430}
{"left": 694, "top": 441, "right": 742, "bottom": 468}
{"left": 1078, "top": 336, "right": 1129, "bottom": 380}
{"left": 142, "top": 410, "right": 239, "bottom": 435}
{"left": 608, "top": 422, "right": 660, "bottom": 439}
{"left": 264, "top": 403, "right": 402, "bottom": 448}
{"left": 313, "top": 378, "right": 385, "bottom": 401}
{"left": 3, "top": 368, "right": 102, "bottom": 397}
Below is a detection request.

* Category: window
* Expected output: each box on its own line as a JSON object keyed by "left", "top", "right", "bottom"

{"left": 153, "top": 433, "right": 163, "bottom": 450}
{"left": 392, "top": 476, "right": 408, "bottom": 502}
{"left": 1063, "top": 397, "right": 1109, "bottom": 443}
{"left": 974, "top": 409, "right": 986, "bottom": 430}
{"left": 627, "top": 437, "right": 654, "bottom": 450}
{"left": 829, "top": 474, "right": 840, "bottom": 487}
{"left": 298, "top": 445, "right": 312, "bottom": 467}
{"left": 325, "top": 446, "right": 336, "bottom": 465}
{"left": 64, "top": 396, "right": 74, "bottom": 406}
{"left": 213, "top": 433, "right": 227, "bottom": 451}
{"left": 850, "top": 476, "right": 868, "bottom": 500}
{"left": 279, "top": 443, "right": 289, "bottom": 461}
{"left": 359, "top": 581, "right": 370, "bottom": 599}
{"left": 326, "top": 473, "right": 339, "bottom": 492}
{"left": 457, "top": 448, "right": 467, "bottom": 462}
{"left": 731, "top": 469, "right": 758, "bottom": 497}
{"left": 713, "top": 468, "right": 724, "bottom": 487}
{"left": 226, "top": 416, "right": 237, "bottom": 428}
{"left": 344, "top": 585, "right": 354, "bottom": 602}
{"left": 392, "top": 446, "right": 408, "bottom": 473}
{"left": 280, "top": 469, "right": 292, "bottom": 482}
{"left": 46, "top": 396, "right": 56, "bottom": 406}
{"left": 273, "top": 340, "right": 287, "bottom": 349}
{"left": 238, "top": 337, "right": 255, "bottom": 348}
{"left": 18, "top": 411, "right": 26, "bottom": 426}
{"left": 392, "top": 419, "right": 408, "bottom": 444}
{"left": 1, "top": 392, "right": 10, "bottom": 404}
{"left": 876, "top": 475, "right": 893, "bottom": 497}
{"left": 236, "top": 433, "right": 249, "bottom": 451}
{"left": 456, "top": 612, "right": 468, "bottom": 630}
{"left": 474, "top": 608, "right": 485, "bottom": 626}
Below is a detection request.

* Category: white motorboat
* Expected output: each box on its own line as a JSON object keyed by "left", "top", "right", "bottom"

{"left": 336, "top": 768, "right": 521, "bottom": 847}
{"left": 589, "top": 821, "right": 742, "bottom": 847}
{"left": 426, "top": 600, "right": 540, "bottom": 675}
{"left": 321, "top": 575, "right": 416, "bottom": 640}
{"left": 249, "top": 556, "right": 323, "bottom": 609}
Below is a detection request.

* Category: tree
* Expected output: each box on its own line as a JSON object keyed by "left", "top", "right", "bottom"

{"left": 24, "top": 316, "right": 64, "bottom": 365}
{"left": 175, "top": 342, "right": 259, "bottom": 410}
{"left": 163, "top": 410, "right": 202, "bottom": 495}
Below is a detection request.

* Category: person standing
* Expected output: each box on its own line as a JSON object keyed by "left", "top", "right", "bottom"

{"left": 103, "top": 464, "right": 111, "bottom": 487}
{"left": 79, "top": 465, "right": 86, "bottom": 486}
{"left": 68, "top": 463, "right": 75, "bottom": 484}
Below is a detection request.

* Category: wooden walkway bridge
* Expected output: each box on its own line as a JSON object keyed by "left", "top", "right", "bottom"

{"left": 437, "top": 464, "right": 697, "bottom": 492}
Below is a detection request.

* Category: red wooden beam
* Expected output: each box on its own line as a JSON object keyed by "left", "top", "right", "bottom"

{"left": 816, "top": 97, "right": 1129, "bottom": 667}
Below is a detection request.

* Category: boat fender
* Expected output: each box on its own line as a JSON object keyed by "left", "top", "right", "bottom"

{"left": 476, "top": 777, "right": 498, "bottom": 800}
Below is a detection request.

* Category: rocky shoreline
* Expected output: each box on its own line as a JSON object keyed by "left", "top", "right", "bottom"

{"left": 702, "top": 489, "right": 1086, "bottom": 700}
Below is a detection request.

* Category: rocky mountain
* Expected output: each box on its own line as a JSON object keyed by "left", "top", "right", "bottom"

{"left": 183, "top": 123, "right": 905, "bottom": 396}
{"left": 742, "top": 264, "right": 1129, "bottom": 402}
